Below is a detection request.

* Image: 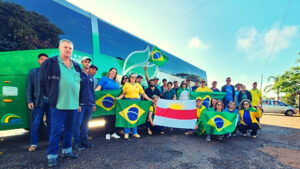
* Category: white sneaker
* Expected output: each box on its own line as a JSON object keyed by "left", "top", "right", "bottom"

{"left": 105, "top": 134, "right": 111, "bottom": 140}
{"left": 111, "top": 132, "right": 120, "bottom": 139}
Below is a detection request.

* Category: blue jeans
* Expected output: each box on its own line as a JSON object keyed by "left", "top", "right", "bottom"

{"left": 47, "top": 107, "right": 76, "bottom": 159}
{"left": 30, "top": 101, "right": 51, "bottom": 146}
{"left": 124, "top": 127, "right": 138, "bottom": 135}
{"left": 74, "top": 105, "right": 93, "bottom": 144}
{"left": 124, "top": 98, "right": 139, "bottom": 135}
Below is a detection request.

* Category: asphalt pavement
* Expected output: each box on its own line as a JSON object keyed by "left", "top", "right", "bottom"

{"left": 0, "top": 113, "right": 300, "bottom": 169}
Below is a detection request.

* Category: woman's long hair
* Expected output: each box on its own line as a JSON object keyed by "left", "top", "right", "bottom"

{"left": 180, "top": 81, "right": 187, "bottom": 89}
{"left": 210, "top": 98, "right": 218, "bottom": 108}
{"left": 108, "top": 67, "right": 118, "bottom": 81}
{"left": 214, "top": 100, "right": 224, "bottom": 112}
{"left": 239, "top": 99, "right": 252, "bottom": 110}
{"left": 121, "top": 75, "right": 128, "bottom": 85}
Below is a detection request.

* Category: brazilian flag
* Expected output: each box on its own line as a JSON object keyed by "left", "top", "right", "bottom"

{"left": 93, "top": 89, "right": 122, "bottom": 117}
{"left": 115, "top": 100, "right": 152, "bottom": 128}
{"left": 149, "top": 46, "right": 168, "bottom": 66}
{"left": 190, "top": 92, "right": 226, "bottom": 109}
{"left": 197, "top": 111, "right": 238, "bottom": 135}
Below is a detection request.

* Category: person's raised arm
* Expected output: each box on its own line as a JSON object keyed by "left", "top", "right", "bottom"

{"left": 144, "top": 63, "right": 150, "bottom": 83}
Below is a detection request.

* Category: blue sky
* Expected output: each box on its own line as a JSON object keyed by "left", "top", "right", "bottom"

{"left": 68, "top": 0, "right": 300, "bottom": 97}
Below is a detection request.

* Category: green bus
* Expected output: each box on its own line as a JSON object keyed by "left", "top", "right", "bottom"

{"left": 0, "top": 0, "right": 207, "bottom": 131}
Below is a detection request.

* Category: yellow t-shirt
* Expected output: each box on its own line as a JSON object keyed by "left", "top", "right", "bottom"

{"left": 197, "top": 105, "right": 206, "bottom": 119}
{"left": 122, "top": 82, "right": 144, "bottom": 99}
{"left": 148, "top": 105, "right": 157, "bottom": 121}
{"left": 149, "top": 105, "right": 155, "bottom": 113}
{"left": 250, "top": 89, "right": 262, "bottom": 106}
{"left": 196, "top": 86, "right": 213, "bottom": 92}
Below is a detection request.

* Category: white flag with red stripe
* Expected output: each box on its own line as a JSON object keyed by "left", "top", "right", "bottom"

{"left": 153, "top": 99, "right": 197, "bottom": 129}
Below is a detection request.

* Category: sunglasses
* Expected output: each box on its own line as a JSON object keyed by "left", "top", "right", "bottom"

{"left": 123, "top": 78, "right": 128, "bottom": 80}
{"left": 201, "top": 81, "right": 206, "bottom": 83}
{"left": 182, "top": 83, "right": 187, "bottom": 85}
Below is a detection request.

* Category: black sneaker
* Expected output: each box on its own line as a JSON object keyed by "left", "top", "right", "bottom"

{"left": 82, "top": 142, "right": 94, "bottom": 148}
{"left": 47, "top": 158, "right": 57, "bottom": 167}
{"left": 62, "top": 152, "right": 78, "bottom": 159}
{"left": 74, "top": 144, "right": 85, "bottom": 151}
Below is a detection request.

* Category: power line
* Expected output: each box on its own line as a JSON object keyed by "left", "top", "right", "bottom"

{"left": 262, "top": 0, "right": 293, "bottom": 88}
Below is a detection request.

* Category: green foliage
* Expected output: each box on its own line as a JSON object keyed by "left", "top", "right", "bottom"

{"left": 0, "top": 1, "right": 63, "bottom": 51}
{"left": 265, "top": 57, "right": 300, "bottom": 105}
{"left": 174, "top": 73, "right": 201, "bottom": 82}
{"left": 283, "top": 93, "right": 296, "bottom": 106}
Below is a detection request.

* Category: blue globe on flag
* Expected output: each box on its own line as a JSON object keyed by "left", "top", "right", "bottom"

{"left": 153, "top": 51, "right": 161, "bottom": 60}
{"left": 214, "top": 117, "right": 224, "bottom": 129}
{"left": 127, "top": 107, "right": 139, "bottom": 121}
{"left": 102, "top": 96, "right": 115, "bottom": 108}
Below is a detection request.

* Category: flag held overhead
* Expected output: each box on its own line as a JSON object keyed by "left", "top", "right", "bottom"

{"left": 149, "top": 46, "right": 168, "bottom": 66}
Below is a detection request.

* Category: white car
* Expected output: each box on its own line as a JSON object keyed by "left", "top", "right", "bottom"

{"left": 263, "top": 99, "right": 296, "bottom": 116}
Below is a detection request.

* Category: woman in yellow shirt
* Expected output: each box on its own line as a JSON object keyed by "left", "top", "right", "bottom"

{"left": 238, "top": 99, "right": 262, "bottom": 138}
{"left": 196, "top": 79, "right": 213, "bottom": 92}
{"left": 116, "top": 73, "right": 151, "bottom": 139}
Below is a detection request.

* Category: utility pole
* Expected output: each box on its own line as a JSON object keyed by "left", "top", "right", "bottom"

{"left": 260, "top": 74, "right": 263, "bottom": 91}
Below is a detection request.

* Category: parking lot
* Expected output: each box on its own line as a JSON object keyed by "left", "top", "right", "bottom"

{"left": 0, "top": 112, "right": 300, "bottom": 169}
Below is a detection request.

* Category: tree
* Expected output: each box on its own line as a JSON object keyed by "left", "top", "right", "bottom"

{"left": 0, "top": 1, "right": 63, "bottom": 51}
{"left": 264, "top": 58, "right": 300, "bottom": 106}
{"left": 173, "top": 73, "right": 201, "bottom": 82}
{"left": 264, "top": 75, "right": 281, "bottom": 100}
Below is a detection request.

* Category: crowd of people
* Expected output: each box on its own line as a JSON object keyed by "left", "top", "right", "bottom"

{"left": 27, "top": 39, "right": 263, "bottom": 167}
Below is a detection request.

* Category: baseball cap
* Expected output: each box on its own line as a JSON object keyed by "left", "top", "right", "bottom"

{"left": 89, "top": 64, "right": 98, "bottom": 70}
{"left": 162, "top": 78, "right": 167, "bottom": 81}
{"left": 137, "top": 75, "right": 143, "bottom": 79}
{"left": 81, "top": 56, "right": 91, "bottom": 62}
{"left": 196, "top": 97, "right": 203, "bottom": 101}
{"left": 154, "top": 77, "right": 159, "bottom": 80}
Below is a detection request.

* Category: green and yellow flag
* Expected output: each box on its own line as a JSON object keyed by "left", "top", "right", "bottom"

{"left": 197, "top": 111, "right": 238, "bottom": 135}
{"left": 93, "top": 89, "right": 122, "bottom": 117}
{"left": 190, "top": 92, "right": 226, "bottom": 108}
{"left": 149, "top": 46, "right": 168, "bottom": 66}
{"left": 115, "top": 100, "right": 152, "bottom": 128}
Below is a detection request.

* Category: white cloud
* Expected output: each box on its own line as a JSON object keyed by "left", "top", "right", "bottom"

{"left": 188, "top": 37, "right": 209, "bottom": 50}
{"left": 236, "top": 25, "right": 298, "bottom": 60}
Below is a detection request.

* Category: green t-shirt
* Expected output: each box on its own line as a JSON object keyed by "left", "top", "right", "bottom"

{"left": 56, "top": 56, "right": 80, "bottom": 110}
{"left": 242, "top": 92, "right": 248, "bottom": 101}
{"left": 162, "top": 88, "right": 176, "bottom": 100}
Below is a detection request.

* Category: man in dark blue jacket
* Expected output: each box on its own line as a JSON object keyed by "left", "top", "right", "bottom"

{"left": 73, "top": 57, "right": 96, "bottom": 151}
{"left": 40, "top": 39, "right": 81, "bottom": 167}
{"left": 221, "top": 77, "right": 236, "bottom": 107}
{"left": 27, "top": 53, "right": 50, "bottom": 152}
